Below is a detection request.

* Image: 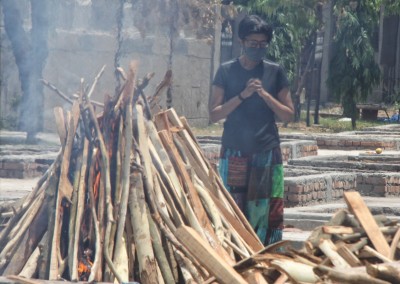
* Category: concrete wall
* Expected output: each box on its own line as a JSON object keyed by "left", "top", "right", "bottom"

{"left": 0, "top": 0, "right": 219, "bottom": 131}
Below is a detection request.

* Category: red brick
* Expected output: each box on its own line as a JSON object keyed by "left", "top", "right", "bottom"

{"left": 287, "top": 194, "right": 302, "bottom": 203}
{"left": 289, "top": 185, "right": 304, "bottom": 194}
{"left": 3, "top": 162, "right": 25, "bottom": 170}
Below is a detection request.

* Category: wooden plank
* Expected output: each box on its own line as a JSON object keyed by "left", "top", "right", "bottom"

{"left": 159, "top": 130, "right": 235, "bottom": 265}
{"left": 53, "top": 107, "right": 67, "bottom": 147}
{"left": 208, "top": 191, "right": 263, "bottom": 251}
{"left": 175, "top": 225, "right": 247, "bottom": 284}
{"left": 322, "top": 225, "right": 358, "bottom": 235}
{"left": 344, "top": 191, "right": 391, "bottom": 258}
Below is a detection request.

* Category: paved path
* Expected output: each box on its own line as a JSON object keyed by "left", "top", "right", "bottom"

{"left": 0, "top": 177, "right": 40, "bottom": 202}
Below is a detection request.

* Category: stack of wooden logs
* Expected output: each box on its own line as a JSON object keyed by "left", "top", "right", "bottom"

{"left": 270, "top": 191, "right": 400, "bottom": 284}
{"left": 1, "top": 61, "right": 400, "bottom": 284}
{"left": 0, "top": 62, "right": 267, "bottom": 284}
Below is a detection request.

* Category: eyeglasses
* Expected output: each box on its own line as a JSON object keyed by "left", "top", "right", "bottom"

{"left": 245, "top": 39, "right": 268, "bottom": 48}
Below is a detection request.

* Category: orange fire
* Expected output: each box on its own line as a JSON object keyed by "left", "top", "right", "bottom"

{"left": 78, "top": 258, "right": 93, "bottom": 279}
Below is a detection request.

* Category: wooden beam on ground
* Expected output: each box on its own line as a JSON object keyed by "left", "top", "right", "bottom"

{"left": 175, "top": 225, "right": 247, "bottom": 284}
{"left": 344, "top": 191, "right": 391, "bottom": 258}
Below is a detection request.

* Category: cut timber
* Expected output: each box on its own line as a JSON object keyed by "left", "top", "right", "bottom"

{"left": 344, "top": 191, "right": 391, "bottom": 258}
{"left": 175, "top": 225, "right": 247, "bottom": 284}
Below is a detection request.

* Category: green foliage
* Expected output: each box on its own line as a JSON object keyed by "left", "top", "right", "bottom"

{"left": 317, "top": 117, "right": 386, "bottom": 132}
{"left": 382, "top": 0, "right": 400, "bottom": 15}
{"left": 327, "top": 1, "right": 381, "bottom": 107}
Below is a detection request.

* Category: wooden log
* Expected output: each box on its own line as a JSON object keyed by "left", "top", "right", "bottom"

{"left": 323, "top": 225, "right": 358, "bottom": 234}
{"left": 19, "top": 232, "right": 48, "bottom": 278}
{"left": 53, "top": 107, "right": 67, "bottom": 146}
{"left": 344, "top": 191, "right": 391, "bottom": 258}
{"left": 85, "top": 100, "right": 121, "bottom": 283}
{"left": 318, "top": 239, "right": 351, "bottom": 269}
{"left": 174, "top": 250, "right": 204, "bottom": 283}
{"left": 243, "top": 269, "right": 269, "bottom": 284}
{"left": 366, "top": 262, "right": 400, "bottom": 283}
{"left": 307, "top": 209, "right": 350, "bottom": 249}
{"left": 164, "top": 109, "right": 209, "bottom": 174}
{"left": 86, "top": 65, "right": 106, "bottom": 99}
{"left": 193, "top": 178, "right": 224, "bottom": 243}
{"left": 129, "top": 168, "right": 158, "bottom": 284}
{"left": 175, "top": 225, "right": 247, "bottom": 284}
{"left": 337, "top": 245, "right": 363, "bottom": 267}
{"left": 133, "top": 104, "right": 162, "bottom": 283}
{"left": 3, "top": 190, "right": 48, "bottom": 275}
{"left": 389, "top": 227, "right": 400, "bottom": 260}
{"left": 271, "top": 259, "right": 320, "bottom": 284}
{"left": 360, "top": 246, "right": 392, "bottom": 262}
{"left": 49, "top": 102, "right": 80, "bottom": 279}
{"left": 0, "top": 189, "right": 46, "bottom": 268}
{"left": 112, "top": 102, "right": 133, "bottom": 283}
{"left": 114, "top": 61, "right": 137, "bottom": 116}
{"left": 148, "top": 211, "right": 175, "bottom": 284}
{"left": 71, "top": 138, "right": 89, "bottom": 280}
{"left": 159, "top": 130, "right": 234, "bottom": 265}
{"left": 314, "top": 265, "right": 391, "bottom": 284}
{"left": 207, "top": 190, "right": 263, "bottom": 252}
{"left": 87, "top": 150, "right": 102, "bottom": 283}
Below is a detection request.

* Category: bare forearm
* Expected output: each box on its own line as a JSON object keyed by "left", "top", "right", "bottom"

{"left": 259, "top": 91, "right": 294, "bottom": 123}
{"left": 209, "top": 94, "right": 243, "bottom": 122}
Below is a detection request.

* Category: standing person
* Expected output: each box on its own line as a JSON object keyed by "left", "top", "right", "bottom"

{"left": 209, "top": 15, "right": 294, "bottom": 245}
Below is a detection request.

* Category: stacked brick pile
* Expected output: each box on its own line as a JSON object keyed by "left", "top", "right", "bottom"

{"left": 284, "top": 173, "right": 357, "bottom": 207}
{"left": 357, "top": 173, "right": 400, "bottom": 196}
{"left": 316, "top": 137, "right": 398, "bottom": 150}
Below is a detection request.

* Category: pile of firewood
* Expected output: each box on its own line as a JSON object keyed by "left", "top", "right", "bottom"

{"left": 1, "top": 61, "right": 400, "bottom": 284}
{"left": 0, "top": 62, "right": 267, "bottom": 284}
{"left": 267, "top": 191, "right": 400, "bottom": 284}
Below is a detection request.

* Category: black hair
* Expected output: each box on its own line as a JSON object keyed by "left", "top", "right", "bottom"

{"left": 238, "top": 15, "right": 273, "bottom": 43}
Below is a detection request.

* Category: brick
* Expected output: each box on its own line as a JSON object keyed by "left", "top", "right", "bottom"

{"left": 287, "top": 194, "right": 302, "bottom": 203}
{"left": 357, "top": 184, "right": 373, "bottom": 194}
{"left": 312, "top": 191, "right": 318, "bottom": 200}
{"left": 289, "top": 185, "right": 304, "bottom": 194}
{"left": 3, "top": 162, "right": 25, "bottom": 170}
{"left": 365, "top": 176, "right": 386, "bottom": 185}
{"left": 373, "top": 185, "right": 387, "bottom": 195}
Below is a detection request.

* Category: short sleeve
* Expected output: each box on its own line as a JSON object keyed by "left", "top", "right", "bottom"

{"left": 212, "top": 65, "right": 227, "bottom": 89}
{"left": 277, "top": 65, "right": 289, "bottom": 92}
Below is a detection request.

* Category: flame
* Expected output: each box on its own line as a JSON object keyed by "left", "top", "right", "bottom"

{"left": 78, "top": 259, "right": 93, "bottom": 277}
{"left": 93, "top": 171, "right": 101, "bottom": 199}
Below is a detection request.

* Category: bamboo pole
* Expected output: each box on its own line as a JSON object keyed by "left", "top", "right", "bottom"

{"left": 129, "top": 168, "right": 159, "bottom": 284}
{"left": 87, "top": 149, "right": 102, "bottom": 282}
{"left": 85, "top": 100, "right": 122, "bottom": 283}
{"left": 148, "top": 209, "right": 175, "bottom": 284}
{"left": 19, "top": 232, "right": 48, "bottom": 278}
{"left": 112, "top": 103, "right": 133, "bottom": 283}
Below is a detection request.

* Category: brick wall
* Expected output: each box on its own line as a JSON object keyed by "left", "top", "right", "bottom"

{"left": 0, "top": 159, "right": 51, "bottom": 178}
{"left": 357, "top": 173, "right": 400, "bottom": 196}
{"left": 284, "top": 173, "right": 357, "bottom": 207}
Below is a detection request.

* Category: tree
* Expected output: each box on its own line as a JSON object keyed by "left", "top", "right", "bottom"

{"left": 1, "top": 0, "right": 49, "bottom": 142}
{"left": 327, "top": 0, "right": 381, "bottom": 129}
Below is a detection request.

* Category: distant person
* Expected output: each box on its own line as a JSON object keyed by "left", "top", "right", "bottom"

{"left": 209, "top": 15, "right": 294, "bottom": 245}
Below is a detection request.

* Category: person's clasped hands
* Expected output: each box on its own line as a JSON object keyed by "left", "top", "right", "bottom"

{"left": 241, "top": 78, "right": 268, "bottom": 99}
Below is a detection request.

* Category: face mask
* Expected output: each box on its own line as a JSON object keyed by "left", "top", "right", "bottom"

{"left": 244, "top": 46, "right": 266, "bottom": 62}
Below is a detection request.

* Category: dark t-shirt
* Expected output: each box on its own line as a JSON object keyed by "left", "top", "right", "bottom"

{"left": 213, "top": 58, "right": 289, "bottom": 154}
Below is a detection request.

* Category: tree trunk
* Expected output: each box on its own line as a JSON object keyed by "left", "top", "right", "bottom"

{"left": 0, "top": 0, "right": 49, "bottom": 141}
